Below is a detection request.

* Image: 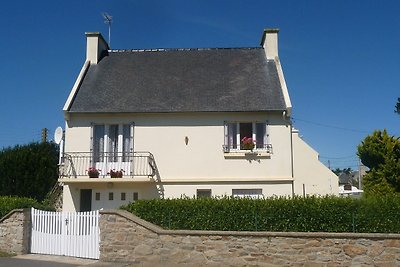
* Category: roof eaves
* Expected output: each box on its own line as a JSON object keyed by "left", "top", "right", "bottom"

{"left": 63, "top": 60, "right": 91, "bottom": 120}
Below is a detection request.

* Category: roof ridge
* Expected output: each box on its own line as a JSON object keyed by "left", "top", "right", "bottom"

{"left": 108, "top": 47, "right": 262, "bottom": 53}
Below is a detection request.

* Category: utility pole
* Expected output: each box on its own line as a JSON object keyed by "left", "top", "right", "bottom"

{"left": 358, "top": 158, "right": 362, "bottom": 190}
{"left": 41, "top": 128, "right": 48, "bottom": 143}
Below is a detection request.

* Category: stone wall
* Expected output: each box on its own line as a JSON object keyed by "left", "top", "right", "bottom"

{"left": 100, "top": 210, "right": 400, "bottom": 266}
{"left": 0, "top": 209, "right": 30, "bottom": 254}
{"left": 1, "top": 208, "right": 400, "bottom": 265}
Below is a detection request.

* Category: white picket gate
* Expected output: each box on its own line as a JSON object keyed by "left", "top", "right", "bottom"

{"left": 30, "top": 208, "right": 100, "bottom": 259}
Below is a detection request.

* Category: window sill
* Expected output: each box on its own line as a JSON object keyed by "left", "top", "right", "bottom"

{"left": 223, "top": 151, "right": 271, "bottom": 159}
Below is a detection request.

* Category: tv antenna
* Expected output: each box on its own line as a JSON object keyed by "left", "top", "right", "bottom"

{"left": 102, "top": 12, "right": 112, "bottom": 46}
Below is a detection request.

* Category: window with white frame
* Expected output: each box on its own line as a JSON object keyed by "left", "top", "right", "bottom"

{"left": 224, "top": 121, "right": 269, "bottom": 152}
{"left": 92, "top": 124, "right": 133, "bottom": 163}
{"left": 232, "top": 189, "right": 263, "bottom": 199}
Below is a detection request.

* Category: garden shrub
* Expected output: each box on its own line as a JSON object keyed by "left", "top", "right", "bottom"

{"left": 0, "top": 196, "right": 52, "bottom": 219}
{"left": 121, "top": 195, "right": 400, "bottom": 233}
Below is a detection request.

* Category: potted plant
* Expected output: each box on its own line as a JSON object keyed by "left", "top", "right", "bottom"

{"left": 88, "top": 167, "right": 100, "bottom": 178}
{"left": 241, "top": 137, "right": 256, "bottom": 151}
{"left": 109, "top": 169, "right": 124, "bottom": 178}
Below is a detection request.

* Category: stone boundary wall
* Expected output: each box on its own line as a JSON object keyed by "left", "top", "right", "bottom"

{"left": 100, "top": 210, "right": 400, "bottom": 266}
{"left": 0, "top": 209, "right": 31, "bottom": 254}
{"left": 1, "top": 209, "right": 400, "bottom": 266}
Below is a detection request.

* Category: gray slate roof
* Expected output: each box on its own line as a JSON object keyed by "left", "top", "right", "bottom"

{"left": 68, "top": 48, "right": 286, "bottom": 113}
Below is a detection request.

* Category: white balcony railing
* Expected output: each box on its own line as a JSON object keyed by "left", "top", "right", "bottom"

{"left": 222, "top": 143, "right": 273, "bottom": 153}
{"left": 59, "top": 152, "right": 156, "bottom": 179}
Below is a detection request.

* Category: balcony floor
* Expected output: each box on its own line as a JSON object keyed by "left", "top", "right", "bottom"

{"left": 59, "top": 176, "right": 156, "bottom": 183}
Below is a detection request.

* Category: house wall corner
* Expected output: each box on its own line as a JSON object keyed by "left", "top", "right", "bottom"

{"left": 292, "top": 130, "right": 339, "bottom": 196}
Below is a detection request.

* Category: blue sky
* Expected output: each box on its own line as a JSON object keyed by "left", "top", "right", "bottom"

{"left": 0, "top": 0, "right": 399, "bottom": 170}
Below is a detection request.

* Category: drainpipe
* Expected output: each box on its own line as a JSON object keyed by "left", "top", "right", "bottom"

{"left": 289, "top": 114, "right": 295, "bottom": 197}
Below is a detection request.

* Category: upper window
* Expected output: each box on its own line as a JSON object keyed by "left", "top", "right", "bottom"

{"left": 224, "top": 122, "right": 269, "bottom": 152}
{"left": 92, "top": 124, "right": 132, "bottom": 163}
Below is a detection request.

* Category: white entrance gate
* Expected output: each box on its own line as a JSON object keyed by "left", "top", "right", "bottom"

{"left": 30, "top": 208, "right": 100, "bottom": 259}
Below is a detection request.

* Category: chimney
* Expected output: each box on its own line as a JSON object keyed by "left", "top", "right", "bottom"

{"left": 85, "top": 32, "right": 109, "bottom": 64}
{"left": 260, "top": 28, "right": 279, "bottom": 60}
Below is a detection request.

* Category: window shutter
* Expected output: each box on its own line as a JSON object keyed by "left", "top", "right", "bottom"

{"left": 130, "top": 122, "right": 135, "bottom": 153}
{"left": 90, "top": 123, "right": 94, "bottom": 165}
{"left": 265, "top": 120, "right": 270, "bottom": 145}
{"left": 223, "top": 121, "right": 228, "bottom": 152}
{"left": 90, "top": 123, "right": 94, "bottom": 152}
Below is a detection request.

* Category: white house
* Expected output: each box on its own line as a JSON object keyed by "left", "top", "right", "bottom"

{"left": 339, "top": 184, "right": 363, "bottom": 198}
{"left": 60, "top": 29, "right": 338, "bottom": 212}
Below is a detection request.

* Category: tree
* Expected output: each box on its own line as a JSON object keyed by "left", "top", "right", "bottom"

{"left": 396, "top": 98, "right": 400, "bottom": 114}
{"left": 0, "top": 142, "right": 59, "bottom": 201}
{"left": 357, "top": 130, "right": 400, "bottom": 195}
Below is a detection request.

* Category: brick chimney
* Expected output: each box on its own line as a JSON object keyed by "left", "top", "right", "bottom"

{"left": 85, "top": 32, "right": 109, "bottom": 64}
{"left": 260, "top": 28, "right": 279, "bottom": 60}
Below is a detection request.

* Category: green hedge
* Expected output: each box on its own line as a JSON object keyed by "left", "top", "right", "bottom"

{"left": 121, "top": 195, "right": 400, "bottom": 233}
{"left": 0, "top": 142, "right": 59, "bottom": 201}
{"left": 0, "top": 196, "right": 51, "bottom": 219}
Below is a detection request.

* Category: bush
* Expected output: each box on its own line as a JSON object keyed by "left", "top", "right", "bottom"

{"left": 121, "top": 195, "right": 400, "bottom": 233}
{"left": 0, "top": 196, "right": 52, "bottom": 219}
{"left": 0, "top": 142, "right": 59, "bottom": 201}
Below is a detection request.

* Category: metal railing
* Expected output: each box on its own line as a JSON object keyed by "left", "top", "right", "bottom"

{"left": 59, "top": 152, "right": 156, "bottom": 179}
{"left": 222, "top": 143, "right": 273, "bottom": 153}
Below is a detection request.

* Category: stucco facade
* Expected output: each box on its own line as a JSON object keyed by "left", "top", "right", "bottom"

{"left": 60, "top": 29, "right": 338, "bottom": 212}
{"left": 61, "top": 112, "right": 337, "bottom": 211}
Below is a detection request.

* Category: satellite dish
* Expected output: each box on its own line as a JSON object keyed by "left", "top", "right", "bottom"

{"left": 54, "top": 127, "right": 63, "bottom": 144}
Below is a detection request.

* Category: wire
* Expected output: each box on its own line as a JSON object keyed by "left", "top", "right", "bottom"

{"left": 292, "top": 117, "right": 370, "bottom": 134}
{"left": 319, "top": 154, "right": 358, "bottom": 159}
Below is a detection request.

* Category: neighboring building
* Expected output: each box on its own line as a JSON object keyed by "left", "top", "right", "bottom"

{"left": 339, "top": 184, "right": 363, "bottom": 198}
{"left": 60, "top": 29, "right": 339, "bottom": 212}
{"left": 338, "top": 166, "right": 366, "bottom": 198}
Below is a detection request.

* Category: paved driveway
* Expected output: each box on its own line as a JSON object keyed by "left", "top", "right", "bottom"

{"left": 0, "top": 254, "right": 96, "bottom": 267}
{"left": 0, "top": 258, "right": 79, "bottom": 267}
{"left": 0, "top": 254, "right": 134, "bottom": 267}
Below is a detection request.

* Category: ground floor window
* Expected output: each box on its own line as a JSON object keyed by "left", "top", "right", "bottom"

{"left": 232, "top": 189, "right": 263, "bottom": 199}
{"left": 133, "top": 192, "right": 139, "bottom": 201}
{"left": 197, "top": 189, "right": 212, "bottom": 198}
{"left": 95, "top": 192, "right": 100, "bottom": 201}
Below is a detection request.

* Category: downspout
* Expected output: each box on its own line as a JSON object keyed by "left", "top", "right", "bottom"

{"left": 288, "top": 113, "right": 295, "bottom": 197}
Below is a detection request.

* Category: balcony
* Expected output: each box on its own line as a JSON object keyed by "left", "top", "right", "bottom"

{"left": 222, "top": 143, "right": 273, "bottom": 153}
{"left": 222, "top": 144, "right": 273, "bottom": 159}
{"left": 59, "top": 152, "right": 157, "bottom": 180}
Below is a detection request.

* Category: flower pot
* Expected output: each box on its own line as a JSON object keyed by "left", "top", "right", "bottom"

{"left": 109, "top": 171, "right": 123, "bottom": 178}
